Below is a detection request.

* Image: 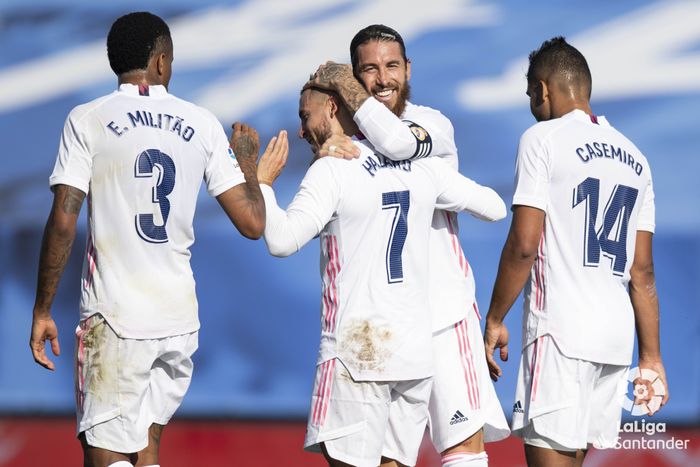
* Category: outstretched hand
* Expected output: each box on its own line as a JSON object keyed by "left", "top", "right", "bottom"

{"left": 318, "top": 134, "right": 360, "bottom": 160}
{"left": 230, "top": 122, "right": 261, "bottom": 167}
{"left": 30, "top": 315, "right": 60, "bottom": 371}
{"left": 484, "top": 320, "right": 509, "bottom": 382}
{"left": 258, "top": 130, "right": 289, "bottom": 186}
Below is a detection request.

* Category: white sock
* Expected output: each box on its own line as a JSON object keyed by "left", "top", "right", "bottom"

{"left": 107, "top": 462, "right": 133, "bottom": 467}
{"left": 441, "top": 450, "right": 488, "bottom": 467}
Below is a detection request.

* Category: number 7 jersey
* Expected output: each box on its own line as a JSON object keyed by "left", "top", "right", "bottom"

{"left": 513, "top": 109, "right": 655, "bottom": 365}
{"left": 49, "top": 84, "right": 245, "bottom": 339}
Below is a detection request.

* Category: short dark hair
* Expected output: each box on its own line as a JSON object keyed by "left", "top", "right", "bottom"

{"left": 349, "top": 24, "right": 407, "bottom": 71}
{"left": 527, "top": 36, "right": 592, "bottom": 98}
{"left": 107, "top": 12, "right": 171, "bottom": 76}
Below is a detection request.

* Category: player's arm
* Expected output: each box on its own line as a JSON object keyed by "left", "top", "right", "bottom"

{"left": 257, "top": 140, "right": 339, "bottom": 257}
{"left": 629, "top": 230, "right": 669, "bottom": 412}
{"left": 310, "top": 62, "right": 451, "bottom": 161}
{"left": 484, "top": 206, "right": 544, "bottom": 381}
{"left": 30, "top": 184, "right": 85, "bottom": 370}
{"left": 217, "top": 123, "right": 267, "bottom": 239}
{"left": 434, "top": 166, "right": 507, "bottom": 221}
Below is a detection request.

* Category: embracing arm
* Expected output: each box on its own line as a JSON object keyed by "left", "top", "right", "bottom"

{"left": 629, "top": 230, "right": 668, "bottom": 412}
{"left": 484, "top": 206, "right": 544, "bottom": 380}
{"left": 435, "top": 167, "right": 506, "bottom": 221}
{"left": 217, "top": 123, "right": 266, "bottom": 239}
{"left": 30, "top": 184, "right": 85, "bottom": 370}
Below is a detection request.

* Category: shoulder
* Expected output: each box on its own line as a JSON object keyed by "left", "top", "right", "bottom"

{"left": 169, "top": 93, "right": 223, "bottom": 128}
{"left": 65, "top": 92, "right": 119, "bottom": 124}
{"left": 518, "top": 118, "right": 571, "bottom": 152}
{"left": 403, "top": 102, "right": 454, "bottom": 131}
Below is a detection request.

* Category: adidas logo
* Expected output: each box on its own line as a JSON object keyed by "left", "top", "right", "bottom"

{"left": 449, "top": 410, "right": 468, "bottom": 425}
{"left": 513, "top": 400, "right": 524, "bottom": 414}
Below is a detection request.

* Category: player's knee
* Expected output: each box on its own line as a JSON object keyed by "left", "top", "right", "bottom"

{"left": 441, "top": 451, "right": 488, "bottom": 467}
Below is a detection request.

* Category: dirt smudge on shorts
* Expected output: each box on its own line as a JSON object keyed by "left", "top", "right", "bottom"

{"left": 341, "top": 320, "right": 392, "bottom": 373}
{"left": 81, "top": 317, "right": 116, "bottom": 401}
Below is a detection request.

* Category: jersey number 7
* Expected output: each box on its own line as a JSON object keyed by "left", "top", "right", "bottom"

{"left": 382, "top": 190, "right": 410, "bottom": 284}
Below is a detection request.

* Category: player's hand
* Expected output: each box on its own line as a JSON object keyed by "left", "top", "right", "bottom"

{"left": 635, "top": 358, "right": 669, "bottom": 416}
{"left": 307, "top": 62, "right": 355, "bottom": 91}
{"left": 30, "top": 315, "right": 60, "bottom": 371}
{"left": 484, "top": 319, "right": 509, "bottom": 382}
{"left": 230, "top": 122, "right": 261, "bottom": 166}
{"left": 318, "top": 134, "right": 360, "bottom": 159}
{"left": 258, "top": 130, "right": 288, "bottom": 186}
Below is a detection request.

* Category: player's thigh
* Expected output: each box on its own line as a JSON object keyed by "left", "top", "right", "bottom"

{"left": 382, "top": 377, "right": 432, "bottom": 466}
{"left": 305, "top": 358, "right": 393, "bottom": 467}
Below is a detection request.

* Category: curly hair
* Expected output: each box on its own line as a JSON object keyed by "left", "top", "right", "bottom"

{"left": 107, "top": 12, "right": 171, "bottom": 76}
{"left": 527, "top": 36, "right": 592, "bottom": 98}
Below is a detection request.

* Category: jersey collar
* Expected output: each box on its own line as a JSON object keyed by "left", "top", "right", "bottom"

{"left": 565, "top": 108, "right": 611, "bottom": 127}
{"left": 118, "top": 83, "right": 169, "bottom": 97}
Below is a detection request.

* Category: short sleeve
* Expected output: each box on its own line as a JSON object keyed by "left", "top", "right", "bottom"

{"left": 637, "top": 174, "right": 655, "bottom": 233}
{"left": 49, "top": 110, "right": 93, "bottom": 194}
{"left": 512, "top": 127, "right": 551, "bottom": 211}
{"left": 204, "top": 118, "right": 246, "bottom": 197}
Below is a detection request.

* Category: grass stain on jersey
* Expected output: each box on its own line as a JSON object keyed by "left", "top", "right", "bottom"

{"left": 342, "top": 320, "right": 393, "bottom": 373}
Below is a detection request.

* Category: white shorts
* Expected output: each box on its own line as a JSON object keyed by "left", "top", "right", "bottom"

{"left": 511, "top": 334, "right": 628, "bottom": 451}
{"left": 75, "top": 314, "right": 197, "bottom": 453}
{"left": 304, "top": 358, "right": 432, "bottom": 467}
{"left": 426, "top": 314, "right": 510, "bottom": 453}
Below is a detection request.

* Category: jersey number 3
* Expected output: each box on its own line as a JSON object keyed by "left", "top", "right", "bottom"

{"left": 134, "top": 149, "right": 176, "bottom": 243}
{"left": 382, "top": 190, "right": 410, "bottom": 284}
{"left": 572, "top": 177, "right": 638, "bottom": 276}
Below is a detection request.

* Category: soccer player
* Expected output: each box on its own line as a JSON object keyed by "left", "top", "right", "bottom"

{"left": 483, "top": 37, "right": 668, "bottom": 467}
{"left": 28, "top": 12, "right": 267, "bottom": 467}
{"left": 308, "top": 24, "right": 510, "bottom": 466}
{"left": 256, "top": 83, "right": 506, "bottom": 467}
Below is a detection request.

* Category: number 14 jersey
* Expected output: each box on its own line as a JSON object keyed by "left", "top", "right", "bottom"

{"left": 50, "top": 84, "right": 245, "bottom": 339}
{"left": 513, "top": 109, "right": 655, "bottom": 365}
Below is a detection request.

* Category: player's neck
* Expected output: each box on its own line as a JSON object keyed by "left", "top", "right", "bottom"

{"left": 336, "top": 111, "right": 359, "bottom": 138}
{"left": 117, "top": 71, "right": 168, "bottom": 90}
{"left": 552, "top": 99, "right": 593, "bottom": 119}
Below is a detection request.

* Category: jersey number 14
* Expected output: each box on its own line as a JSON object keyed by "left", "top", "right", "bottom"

{"left": 572, "top": 177, "right": 638, "bottom": 276}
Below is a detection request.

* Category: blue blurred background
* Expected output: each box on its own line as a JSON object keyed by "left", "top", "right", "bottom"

{"left": 1, "top": 0, "right": 698, "bottom": 426}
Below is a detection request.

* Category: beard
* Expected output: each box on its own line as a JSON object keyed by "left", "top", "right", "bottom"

{"left": 309, "top": 117, "right": 334, "bottom": 154}
{"left": 391, "top": 81, "right": 411, "bottom": 117}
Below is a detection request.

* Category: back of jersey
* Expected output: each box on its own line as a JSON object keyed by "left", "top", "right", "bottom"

{"left": 316, "top": 143, "right": 446, "bottom": 382}
{"left": 513, "top": 109, "right": 655, "bottom": 365}
{"left": 50, "top": 84, "right": 243, "bottom": 338}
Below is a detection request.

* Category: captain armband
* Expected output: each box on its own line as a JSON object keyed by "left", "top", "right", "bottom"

{"left": 403, "top": 120, "right": 433, "bottom": 159}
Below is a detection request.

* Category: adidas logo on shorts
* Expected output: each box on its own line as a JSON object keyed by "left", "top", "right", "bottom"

{"left": 513, "top": 400, "right": 524, "bottom": 414}
{"left": 449, "top": 410, "right": 468, "bottom": 425}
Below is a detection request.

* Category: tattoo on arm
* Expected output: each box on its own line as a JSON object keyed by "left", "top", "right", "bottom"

{"left": 229, "top": 135, "right": 265, "bottom": 229}
{"left": 34, "top": 185, "right": 83, "bottom": 315}
{"left": 317, "top": 64, "right": 370, "bottom": 114}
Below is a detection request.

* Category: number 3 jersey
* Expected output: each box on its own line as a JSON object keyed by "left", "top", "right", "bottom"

{"left": 49, "top": 84, "right": 245, "bottom": 339}
{"left": 513, "top": 109, "right": 655, "bottom": 365}
{"left": 262, "top": 140, "right": 505, "bottom": 382}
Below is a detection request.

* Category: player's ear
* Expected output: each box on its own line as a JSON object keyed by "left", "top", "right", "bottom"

{"left": 406, "top": 58, "right": 411, "bottom": 81}
{"left": 156, "top": 53, "right": 167, "bottom": 76}
{"left": 536, "top": 80, "right": 548, "bottom": 105}
{"left": 327, "top": 95, "right": 339, "bottom": 118}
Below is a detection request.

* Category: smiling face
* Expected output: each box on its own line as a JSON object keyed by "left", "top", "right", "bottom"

{"left": 298, "top": 89, "right": 334, "bottom": 155}
{"left": 354, "top": 40, "right": 411, "bottom": 117}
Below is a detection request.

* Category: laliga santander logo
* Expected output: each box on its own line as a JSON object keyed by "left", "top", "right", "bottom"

{"left": 623, "top": 367, "right": 666, "bottom": 416}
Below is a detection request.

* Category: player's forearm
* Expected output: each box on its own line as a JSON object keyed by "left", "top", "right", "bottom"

{"left": 33, "top": 187, "right": 82, "bottom": 317}
{"left": 261, "top": 186, "right": 318, "bottom": 257}
{"left": 334, "top": 77, "right": 371, "bottom": 115}
{"left": 630, "top": 264, "right": 661, "bottom": 360}
{"left": 354, "top": 98, "right": 418, "bottom": 160}
{"left": 486, "top": 235, "right": 536, "bottom": 324}
{"left": 237, "top": 156, "right": 266, "bottom": 238}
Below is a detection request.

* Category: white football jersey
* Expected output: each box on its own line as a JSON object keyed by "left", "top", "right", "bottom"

{"left": 354, "top": 98, "right": 478, "bottom": 331}
{"left": 262, "top": 140, "right": 505, "bottom": 382}
{"left": 513, "top": 109, "right": 655, "bottom": 365}
{"left": 50, "top": 84, "right": 245, "bottom": 338}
